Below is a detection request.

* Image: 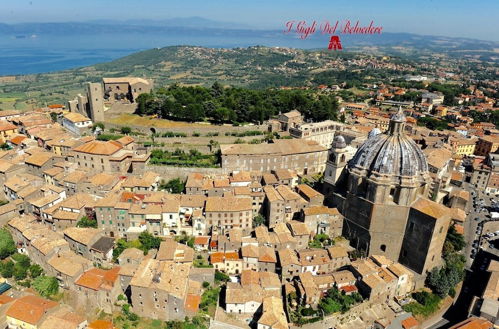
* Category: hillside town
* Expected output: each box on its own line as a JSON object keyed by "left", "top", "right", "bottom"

{"left": 0, "top": 72, "right": 497, "bottom": 329}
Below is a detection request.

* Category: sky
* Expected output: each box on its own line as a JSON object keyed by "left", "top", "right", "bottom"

{"left": 1, "top": 0, "right": 498, "bottom": 41}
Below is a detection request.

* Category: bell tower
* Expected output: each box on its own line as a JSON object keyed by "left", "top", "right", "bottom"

{"left": 323, "top": 135, "right": 348, "bottom": 194}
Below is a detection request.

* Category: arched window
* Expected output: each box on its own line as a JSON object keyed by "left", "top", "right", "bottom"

{"left": 340, "top": 154, "right": 346, "bottom": 162}
{"left": 380, "top": 244, "right": 386, "bottom": 252}
{"left": 329, "top": 153, "right": 336, "bottom": 162}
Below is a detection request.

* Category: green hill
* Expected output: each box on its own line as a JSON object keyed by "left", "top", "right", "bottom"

{"left": 0, "top": 45, "right": 495, "bottom": 110}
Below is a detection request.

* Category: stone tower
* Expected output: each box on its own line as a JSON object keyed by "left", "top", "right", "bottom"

{"left": 87, "top": 82, "right": 104, "bottom": 122}
{"left": 323, "top": 135, "right": 348, "bottom": 195}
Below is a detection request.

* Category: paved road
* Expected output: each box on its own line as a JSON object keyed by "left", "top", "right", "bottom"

{"left": 429, "top": 185, "right": 498, "bottom": 329}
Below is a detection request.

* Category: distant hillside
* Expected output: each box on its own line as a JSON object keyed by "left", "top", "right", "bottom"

{"left": 0, "top": 46, "right": 395, "bottom": 108}
{"left": 0, "top": 40, "right": 497, "bottom": 110}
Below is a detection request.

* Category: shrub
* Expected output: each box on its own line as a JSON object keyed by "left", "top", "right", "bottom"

{"left": 0, "top": 229, "right": 16, "bottom": 260}
{"left": 214, "top": 271, "right": 230, "bottom": 283}
{"left": 32, "top": 276, "right": 59, "bottom": 297}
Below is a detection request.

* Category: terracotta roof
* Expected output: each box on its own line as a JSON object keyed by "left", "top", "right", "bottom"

{"left": 259, "top": 246, "right": 277, "bottom": 263}
{"left": 303, "top": 206, "right": 340, "bottom": 216}
{"left": 75, "top": 267, "right": 120, "bottom": 291}
{"left": 275, "top": 184, "right": 302, "bottom": 201}
{"left": 180, "top": 195, "right": 206, "bottom": 208}
{"left": 0, "top": 295, "right": 14, "bottom": 304}
{"left": 0, "top": 121, "right": 17, "bottom": 131}
{"left": 342, "top": 285, "right": 359, "bottom": 294}
{"left": 43, "top": 166, "right": 64, "bottom": 177}
{"left": 73, "top": 140, "right": 122, "bottom": 155}
{"left": 210, "top": 252, "right": 224, "bottom": 264}
{"left": 184, "top": 294, "right": 201, "bottom": 312}
{"left": 25, "top": 152, "right": 54, "bottom": 167}
{"left": 30, "top": 193, "right": 60, "bottom": 208}
{"left": 412, "top": 198, "right": 450, "bottom": 219}
{"left": 401, "top": 316, "right": 419, "bottom": 329}
{"left": 448, "top": 317, "right": 493, "bottom": 329}
{"left": 221, "top": 139, "right": 326, "bottom": 156}
{"left": 88, "top": 320, "right": 117, "bottom": 329}
{"left": 194, "top": 236, "right": 210, "bottom": 245}
{"left": 6, "top": 295, "right": 58, "bottom": 325}
{"left": 332, "top": 270, "right": 356, "bottom": 285}
{"left": 129, "top": 259, "right": 190, "bottom": 298}
{"left": 9, "top": 135, "right": 27, "bottom": 145}
{"left": 288, "top": 220, "right": 310, "bottom": 236}
{"left": 258, "top": 296, "right": 288, "bottom": 329}
{"left": 205, "top": 196, "right": 251, "bottom": 212}
{"left": 103, "top": 77, "right": 150, "bottom": 85}
{"left": 52, "top": 210, "right": 79, "bottom": 221}
{"left": 47, "top": 251, "right": 92, "bottom": 277}
{"left": 64, "top": 227, "right": 100, "bottom": 246}
{"left": 64, "top": 112, "right": 91, "bottom": 123}
{"left": 59, "top": 193, "right": 95, "bottom": 210}
{"left": 63, "top": 170, "right": 87, "bottom": 184}
{"left": 225, "top": 252, "right": 240, "bottom": 261}
{"left": 328, "top": 246, "right": 349, "bottom": 259}
{"left": 296, "top": 184, "right": 322, "bottom": 199}
{"left": 241, "top": 270, "right": 260, "bottom": 286}
{"left": 262, "top": 173, "right": 278, "bottom": 185}
{"left": 277, "top": 248, "right": 300, "bottom": 266}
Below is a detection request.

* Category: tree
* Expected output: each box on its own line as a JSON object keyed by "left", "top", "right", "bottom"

{"left": 32, "top": 276, "right": 59, "bottom": 297}
{"left": 50, "top": 112, "right": 58, "bottom": 122}
{"left": 76, "top": 216, "right": 98, "bottom": 228}
{"left": 446, "top": 225, "right": 465, "bottom": 253}
{"left": 120, "top": 126, "right": 132, "bottom": 135}
{"left": 138, "top": 232, "right": 162, "bottom": 252}
{"left": 0, "top": 260, "right": 14, "bottom": 278}
{"left": 11, "top": 253, "right": 30, "bottom": 267}
{"left": 159, "top": 178, "right": 185, "bottom": 194}
{"left": 214, "top": 271, "right": 230, "bottom": 283}
{"left": 252, "top": 214, "right": 266, "bottom": 228}
{"left": 13, "top": 263, "right": 28, "bottom": 280}
{"left": 208, "top": 139, "right": 219, "bottom": 152}
{"left": 29, "top": 264, "right": 43, "bottom": 278}
{"left": 319, "top": 287, "right": 362, "bottom": 315}
{"left": 211, "top": 82, "right": 224, "bottom": 98}
{"left": 92, "top": 122, "right": 105, "bottom": 132}
{"left": 0, "top": 229, "right": 16, "bottom": 260}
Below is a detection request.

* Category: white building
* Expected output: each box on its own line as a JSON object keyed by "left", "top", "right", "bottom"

{"left": 289, "top": 120, "right": 345, "bottom": 148}
{"left": 62, "top": 112, "right": 93, "bottom": 135}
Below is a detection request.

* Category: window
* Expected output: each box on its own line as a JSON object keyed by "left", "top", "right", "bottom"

{"left": 408, "top": 222, "right": 414, "bottom": 232}
{"left": 380, "top": 244, "right": 386, "bottom": 252}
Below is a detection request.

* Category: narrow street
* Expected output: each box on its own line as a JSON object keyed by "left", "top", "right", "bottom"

{"left": 428, "top": 184, "right": 498, "bottom": 328}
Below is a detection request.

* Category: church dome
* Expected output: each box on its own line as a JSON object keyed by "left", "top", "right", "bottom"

{"left": 332, "top": 135, "right": 346, "bottom": 149}
{"left": 348, "top": 108, "right": 429, "bottom": 180}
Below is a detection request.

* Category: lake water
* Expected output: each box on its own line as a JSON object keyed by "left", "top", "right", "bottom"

{"left": 0, "top": 32, "right": 330, "bottom": 76}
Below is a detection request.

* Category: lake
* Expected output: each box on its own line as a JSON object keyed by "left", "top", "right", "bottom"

{"left": 0, "top": 31, "right": 329, "bottom": 76}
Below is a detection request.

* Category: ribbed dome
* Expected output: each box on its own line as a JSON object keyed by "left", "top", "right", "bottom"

{"left": 348, "top": 108, "right": 429, "bottom": 179}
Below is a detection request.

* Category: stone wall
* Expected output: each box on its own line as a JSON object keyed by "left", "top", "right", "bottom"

{"left": 145, "top": 164, "right": 224, "bottom": 181}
